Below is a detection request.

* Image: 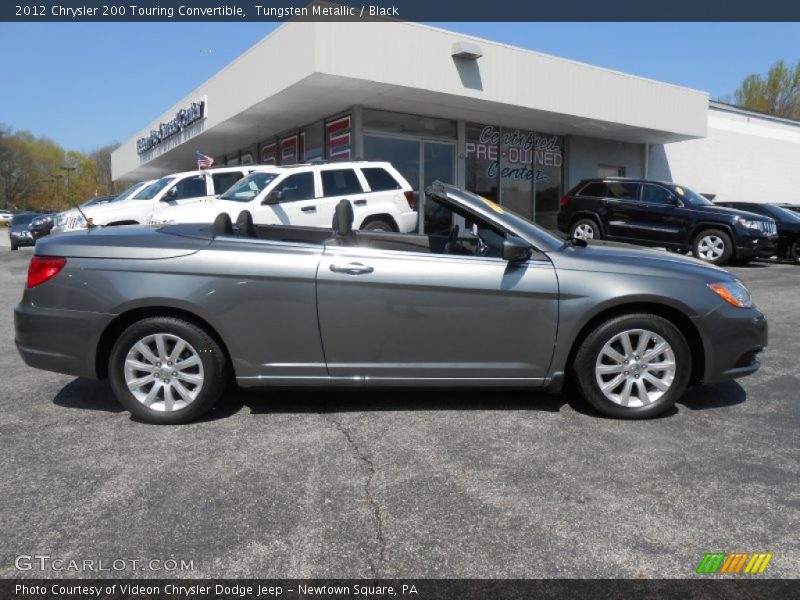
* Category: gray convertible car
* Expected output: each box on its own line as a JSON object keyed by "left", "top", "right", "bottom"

{"left": 15, "top": 183, "right": 767, "bottom": 424}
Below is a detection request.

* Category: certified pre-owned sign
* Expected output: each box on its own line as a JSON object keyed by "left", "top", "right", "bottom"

{"left": 136, "top": 98, "right": 206, "bottom": 154}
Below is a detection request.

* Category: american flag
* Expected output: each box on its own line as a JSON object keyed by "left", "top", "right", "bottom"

{"left": 196, "top": 151, "right": 214, "bottom": 169}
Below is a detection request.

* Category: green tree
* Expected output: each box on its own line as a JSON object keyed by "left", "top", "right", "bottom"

{"left": 734, "top": 59, "right": 800, "bottom": 120}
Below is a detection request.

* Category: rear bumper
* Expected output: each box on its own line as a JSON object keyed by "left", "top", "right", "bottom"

{"left": 397, "top": 211, "right": 418, "bottom": 234}
{"left": 736, "top": 234, "right": 778, "bottom": 259}
{"left": 693, "top": 306, "right": 768, "bottom": 384}
{"left": 14, "top": 302, "right": 113, "bottom": 379}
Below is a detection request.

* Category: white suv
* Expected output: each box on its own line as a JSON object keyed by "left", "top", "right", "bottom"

{"left": 149, "top": 161, "right": 417, "bottom": 233}
{"left": 52, "top": 167, "right": 254, "bottom": 233}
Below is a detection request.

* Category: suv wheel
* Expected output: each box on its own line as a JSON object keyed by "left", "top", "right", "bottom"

{"left": 570, "top": 219, "right": 602, "bottom": 241}
{"left": 362, "top": 219, "right": 394, "bottom": 232}
{"left": 573, "top": 313, "right": 690, "bottom": 419}
{"left": 692, "top": 229, "right": 733, "bottom": 265}
{"left": 791, "top": 241, "right": 800, "bottom": 265}
{"left": 109, "top": 317, "right": 228, "bottom": 424}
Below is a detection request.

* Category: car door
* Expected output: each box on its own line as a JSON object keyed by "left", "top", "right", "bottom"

{"left": 253, "top": 170, "right": 322, "bottom": 226}
{"left": 316, "top": 244, "right": 559, "bottom": 382}
{"left": 318, "top": 168, "right": 368, "bottom": 227}
{"left": 603, "top": 181, "right": 643, "bottom": 239}
{"left": 636, "top": 183, "right": 688, "bottom": 244}
{"left": 155, "top": 174, "right": 212, "bottom": 219}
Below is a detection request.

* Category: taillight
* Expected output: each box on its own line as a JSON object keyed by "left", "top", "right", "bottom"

{"left": 560, "top": 195, "right": 569, "bottom": 208}
{"left": 27, "top": 256, "right": 67, "bottom": 288}
{"left": 404, "top": 190, "right": 417, "bottom": 211}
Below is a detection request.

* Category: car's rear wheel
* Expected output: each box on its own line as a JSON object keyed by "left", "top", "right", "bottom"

{"left": 692, "top": 229, "right": 733, "bottom": 265}
{"left": 109, "top": 317, "right": 227, "bottom": 424}
{"left": 570, "top": 218, "right": 602, "bottom": 241}
{"left": 573, "top": 314, "right": 691, "bottom": 419}
{"left": 361, "top": 219, "right": 394, "bottom": 232}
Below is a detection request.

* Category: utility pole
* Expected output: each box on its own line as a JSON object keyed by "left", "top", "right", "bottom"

{"left": 50, "top": 174, "right": 64, "bottom": 209}
{"left": 59, "top": 164, "right": 77, "bottom": 208}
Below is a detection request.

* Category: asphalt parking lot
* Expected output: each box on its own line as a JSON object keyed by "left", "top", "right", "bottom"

{"left": 1, "top": 229, "right": 798, "bottom": 580}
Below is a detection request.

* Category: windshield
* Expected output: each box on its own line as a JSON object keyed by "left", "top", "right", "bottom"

{"left": 135, "top": 177, "right": 174, "bottom": 200}
{"left": 220, "top": 171, "right": 280, "bottom": 202}
{"left": 767, "top": 204, "right": 800, "bottom": 223}
{"left": 114, "top": 182, "right": 146, "bottom": 202}
{"left": 672, "top": 184, "right": 712, "bottom": 206}
{"left": 11, "top": 214, "right": 37, "bottom": 226}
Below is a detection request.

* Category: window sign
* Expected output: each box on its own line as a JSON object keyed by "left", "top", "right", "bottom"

{"left": 326, "top": 115, "right": 351, "bottom": 161}
{"left": 280, "top": 135, "right": 299, "bottom": 165}
{"left": 260, "top": 142, "right": 277, "bottom": 165}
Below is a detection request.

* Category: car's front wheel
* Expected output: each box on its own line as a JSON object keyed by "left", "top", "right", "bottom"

{"left": 692, "top": 229, "right": 733, "bottom": 265}
{"left": 573, "top": 314, "right": 691, "bottom": 419}
{"left": 791, "top": 241, "right": 800, "bottom": 265}
{"left": 109, "top": 316, "right": 227, "bottom": 424}
{"left": 570, "top": 218, "right": 602, "bottom": 241}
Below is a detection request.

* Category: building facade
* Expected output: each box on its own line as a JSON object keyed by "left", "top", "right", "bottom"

{"left": 111, "top": 20, "right": 800, "bottom": 232}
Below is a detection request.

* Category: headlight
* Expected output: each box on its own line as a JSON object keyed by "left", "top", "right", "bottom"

{"left": 735, "top": 217, "right": 762, "bottom": 230}
{"left": 708, "top": 280, "right": 754, "bottom": 308}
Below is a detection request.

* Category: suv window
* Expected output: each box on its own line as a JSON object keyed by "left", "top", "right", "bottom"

{"left": 274, "top": 172, "right": 315, "bottom": 203}
{"left": 578, "top": 182, "right": 606, "bottom": 198}
{"left": 362, "top": 167, "right": 401, "bottom": 192}
{"left": 171, "top": 175, "right": 207, "bottom": 200}
{"left": 322, "top": 169, "right": 364, "bottom": 196}
{"left": 212, "top": 172, "right": 244, "bottom": 195}
{"left": 605, "top": 182, "right": 640, "bottom": 200}
{"left": 641, "top": 184, "right": 674, "bottom": 205}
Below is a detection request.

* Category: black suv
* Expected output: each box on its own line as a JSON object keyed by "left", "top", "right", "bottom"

{"left": 557, "top": 178, "right": 778, "bottom": 266}
{"left": 715, "top": 202, "right": 800, "bottom": 264}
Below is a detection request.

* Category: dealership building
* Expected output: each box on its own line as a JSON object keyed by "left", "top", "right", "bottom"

{"left": 111, "top": 19, "right": 800, "bottom": 231}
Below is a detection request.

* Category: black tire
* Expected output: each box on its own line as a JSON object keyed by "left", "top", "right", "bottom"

{"left": 108, "top": 316, "right": 228, "bottom": 424}
{"left": 570, "top": 218, "right": 603, "bottom": 241}
{"left": 572, "top": 313, "right": 691, "bottom": 419}
{"left": 361, "top": 219, "right": 394, "bottom": 232}
{"left": 791, "top": 241, "right": 800, "bottom": 265}
{"left": 692, "top": 229, "right": 734, "bottom": 266}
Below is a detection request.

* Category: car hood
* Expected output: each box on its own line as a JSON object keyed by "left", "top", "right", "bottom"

{"left": 548, "top": 240, "right": 735, "bottom": 282}
{"left": 34, "top": 224, "right": 213, "bottom": 259}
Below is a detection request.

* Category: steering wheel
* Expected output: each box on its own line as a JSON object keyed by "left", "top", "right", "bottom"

{"left": 444, "top": 224, "right": 461, "bottom": 254}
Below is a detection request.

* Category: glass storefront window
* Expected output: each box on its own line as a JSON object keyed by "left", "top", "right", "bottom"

{"left": 303, "top": 121, "right": 324, "bottom": 162}
{"left": 363, "top": 109, "right": 456, "bottom": 138}
{"left": 465, "top": 124, "right": 563, "bottom": 228}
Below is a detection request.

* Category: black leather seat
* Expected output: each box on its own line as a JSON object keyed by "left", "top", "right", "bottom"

{"left": 212, "top": 212, "right": 233, "bottom": 236}
{"left": 235, "top": 210, "right": 256, "bottom": 237}
{"left": 332, "top": 200, "right": 356, "bottom": 245}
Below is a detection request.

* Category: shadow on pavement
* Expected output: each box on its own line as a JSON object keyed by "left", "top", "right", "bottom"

{"left": 51, "top": 377, "right": 747, "bottom": 422}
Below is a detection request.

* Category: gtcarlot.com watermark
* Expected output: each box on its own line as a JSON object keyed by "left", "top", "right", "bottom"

{"left": 14, "top": 554, "right": 194, "bottom": 572}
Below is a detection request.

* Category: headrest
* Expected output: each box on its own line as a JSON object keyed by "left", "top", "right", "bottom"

{"left": 235, "top": 210, "right": 256, "bottom": 237}
{"left": 212, "top": 212, "right": 233, "bottom": 236}
{"left": 332, "top": 199, "right": 354, "bottom": 237}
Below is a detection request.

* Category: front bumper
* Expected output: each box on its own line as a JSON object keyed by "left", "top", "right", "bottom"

{"left": 736, "top": 233, "right": 778, "bottom": 259}
{"left": 14, "top": 302, "right": 113, "bottom": 379}
{"left": 693, "top": 305, "right": 768, "bottom": 384}
{"left": 9, "top": 233, "right": 35, "bottom": 247}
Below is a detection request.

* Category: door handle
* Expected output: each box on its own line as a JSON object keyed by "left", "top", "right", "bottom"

{"left": 330, "top": 262, "right": 374, "bottom": 275}
{"left": 353, "top": 199, "right": 367, "bottom": 206}
{"left": 301, "top": 205, "right": 316, "bottom": 213}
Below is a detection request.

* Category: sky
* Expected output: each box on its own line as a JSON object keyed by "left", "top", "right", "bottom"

{"left": 1, "top": 22, "right": 799, "bottom": 151}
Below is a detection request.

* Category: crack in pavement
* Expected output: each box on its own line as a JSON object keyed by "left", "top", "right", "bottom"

{"left": 321, "top": 412, "right": 386, "bottom": 578}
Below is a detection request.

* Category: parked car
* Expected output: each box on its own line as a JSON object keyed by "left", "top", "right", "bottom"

{"left": 147, "top": 161, "right": 418, "bottom": 233}
{"left": 29, "top": 211, "right": 58, "bottom": 240}
{"left": 52, "top": 167, "right": 252, "bottom": 233}
{"left": 0, "top": 210, "right": 13, "bottom": 226}
{"left": 52, "top": 181, "right": 157, "bottom": 234}
{"left": 777, "top": 203, "right": 800, "bottom": 215}
{"left": 557, "top": 178, "right": 778, "bottom": 266}
{"left": 714, "top": 202, "right": 800, "bottom": 264}
{"left": 8, "top": 212, "right": 40, "bottom": 250}
{"left": 15, "top": 183, "right": 767, "bottom": 424}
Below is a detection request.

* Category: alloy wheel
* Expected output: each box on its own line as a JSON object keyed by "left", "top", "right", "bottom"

{"left": 594, "top": 329, "right": 676, "bottom": 408}
{"left": 573, "top": 223, "right": 595, "bottom": 240}
{"left": 696, "top": 235, "right": 725, "bottom": 261}
{"left": 123, "top": 333, "right": 204, "bottom": 412}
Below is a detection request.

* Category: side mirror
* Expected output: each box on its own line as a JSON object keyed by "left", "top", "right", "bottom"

{"left": 262, "top": 190, "right": 284, "bottom": 205}
{"left": 503, "top": 236, "right": 532, "bottom": 262}
{"left": 670, "top": 195, "right": 684, "bottom": 208}
{"left": 163, "top": 187, "right": 178, "bottom": 201}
